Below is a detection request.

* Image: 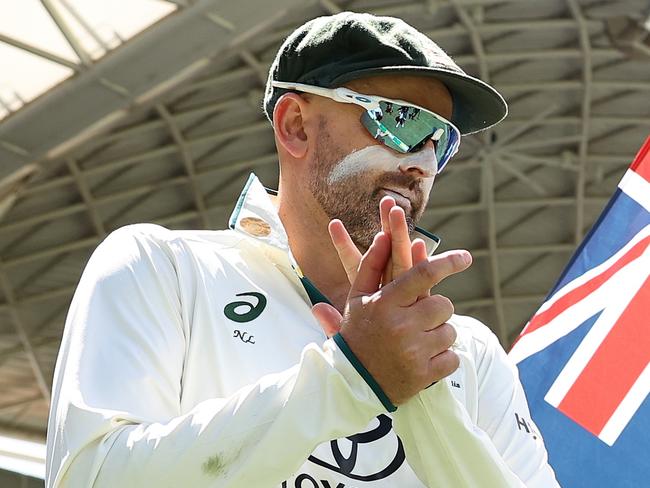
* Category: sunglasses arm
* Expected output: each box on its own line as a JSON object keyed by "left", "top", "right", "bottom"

{"left": 272, "top": 81, "right": 381, "bottom": 109}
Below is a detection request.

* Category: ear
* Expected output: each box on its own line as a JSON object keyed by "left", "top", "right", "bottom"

{"left": 273, "top": 93, "right": 310, "bottom": 159}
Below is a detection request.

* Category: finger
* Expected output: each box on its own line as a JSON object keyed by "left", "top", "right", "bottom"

{"left": 312, "top": 302, "right": 343, "bottom": 338}
{"left": 427, "top": 349, "right": 460, "bottom": 382}
{"left": 380, "top": 196, "right": 395, "bottom": 235}
{"left": 329, "top": 219, "right": 361, "bottom": 285}
{"left": 387, "top": 250, "right": 472, "bottom": 306}
{"left": 380, "top": 197, "right": 396, "bottom": 284}
{"left": 411, "top": 239, "right": 429, "bottom": 299}
{"left": 411, "top": 238, "right": 428, "bottom": 265}
{"left": 418, "top": 295, "right": 455, "bottom": 330}
{"left": 350, "top": 231, "right": 391, "bottom": 297}
{"left": 388, "top": 206, "right": 412, "bottom": 279}
{"left": 382, "top": 256, "right": 393, "bottom": 286}
{"left": 419, "top": 322, "right": 457, "bottom": 357}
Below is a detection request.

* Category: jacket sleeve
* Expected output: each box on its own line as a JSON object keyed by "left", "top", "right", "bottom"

{"left": 391, "top": 319, "right": 559, "bottom": 488}
{"left": 45, "top": 225, "right": 385, "bottom": 488}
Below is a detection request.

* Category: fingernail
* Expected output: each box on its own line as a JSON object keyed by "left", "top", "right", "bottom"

{"left": 461, "top": 251, "right": 472, "bottom": 265}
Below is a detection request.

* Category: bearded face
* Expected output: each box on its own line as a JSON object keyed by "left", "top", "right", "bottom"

{"left": 309, "top": 118, "right": 434, "bottom": 250}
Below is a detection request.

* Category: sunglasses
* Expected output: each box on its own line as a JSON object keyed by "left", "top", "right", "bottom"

{"left": 272, "top": 81, "right": 460, "bottom": 173}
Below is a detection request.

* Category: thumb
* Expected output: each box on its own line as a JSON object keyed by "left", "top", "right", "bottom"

{"left": 311, "top": 302, "right": 343, "bottom": 338}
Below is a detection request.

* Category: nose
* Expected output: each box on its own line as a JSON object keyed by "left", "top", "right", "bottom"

{"left": 398, "top": 139, "right": 437, "bottom": 178}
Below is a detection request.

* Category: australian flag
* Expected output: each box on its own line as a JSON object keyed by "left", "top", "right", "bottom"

{"left": 509, "top": 136, "right": 650, "bottom": 488}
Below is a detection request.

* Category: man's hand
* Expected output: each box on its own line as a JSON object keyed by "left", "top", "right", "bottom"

{"left": 328, "top": 196, "right": 428, "bottom": 285}
{"left": 312, "top": 198, "right": 473, "bottom": 404}
{"left": 342, "top": 232, "right": 470, "bottom": 404}
{"left": 313, "top": 196, "right": 433, "bottom": 336}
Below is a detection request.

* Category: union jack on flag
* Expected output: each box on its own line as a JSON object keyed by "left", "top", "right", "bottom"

{"left": 509, "top": 136, "right": 650, "bottom": 488}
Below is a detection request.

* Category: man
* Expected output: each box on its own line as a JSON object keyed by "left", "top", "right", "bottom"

{"left": 46, "top": 12, "right": 559, "bottom": 487}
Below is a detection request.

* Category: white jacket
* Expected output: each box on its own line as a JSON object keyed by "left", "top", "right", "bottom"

{"left": 46, "top": 174, "right": 559, "bottom": 487}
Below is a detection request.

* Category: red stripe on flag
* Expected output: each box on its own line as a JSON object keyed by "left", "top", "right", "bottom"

{"left": 519, "top": 236, "right": 650, "bottom": 339}
{"left": 557, "top": 274, "right": 650, "bottom": 436}
{"left": 631, "top": 136, "right": 650, "bottom": 183}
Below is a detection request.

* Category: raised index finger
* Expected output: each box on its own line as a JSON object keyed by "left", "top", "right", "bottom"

{"left": 349, "top": 231, "right": 391, "bottom": 298}
{"left": 385, "top": 250, "right": 472, "bottom": 306}
{"left": 328, "top": 219, "right": 362, "bottom": 285}
{"left": 388, "top": 205, "right": 413, "bottom": 278}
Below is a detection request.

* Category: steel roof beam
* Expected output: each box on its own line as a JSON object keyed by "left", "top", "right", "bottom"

{"left": 320, "top": 0, "right": 343, "bottom": 14}
{"left": 500, "top": 116, "right": 650, "bottom": 126}
{"left": 0, "top": 395, "right": 43, "bottom": 415}
{"left": 0, "top": 336, "right": 60, "bottom": 369}
{"left": 457, "top": 294, "right": 546, "bottom": 309}
{"left": 66, "top": 159, "right": 106, "bottom": 238}
{"left": 0, "top": 0, "right": 309, "bottom": 182}
{"left": 161, "top": 0, "right": 190, "bottom": 6}
{"left": 456, "top": 48, "right": 619, "bottom": 66}
{"left": 0, "top": 240, "right": 590, "bottom": 312}
{"left": 494, "top": 156, "right": 548, "bottom": 196}
{"left": 0, "top": 171, "right": 614, "bottom": 269}
{"left": 499, "top": 80, "right": 650, "bottom": 92}
{"left": 59, "top": 0, "right": 111, "bottom": 53}
{"left": 81, "top": 121, "right": 270, "bottom": 179}
{"left": 40, "top": 0, "right": 93, "bottom": 66}
{"left": 429, "top": 18, "right": 602, "bottom": 38}
{"left": 482, "top": 156, "right": 509, "bottom": 345}
{"left": 17, "top": 110, "right": 640, "bottom": 204}
{"left": 568, "top": 0, "right": 594, "bottom": 245}
{"left": 156, "top": 105, "right": 210, "bottom": 228}
{"left": 376, "top": 0, "right": 531, "bottom": 18}
{"left": 0, "top": 194, "right": 613, "bottom": 270}
{"left": 0, "top": 148, "right": 277, "bottom": 239}
{"left": 498, "top": 152, "right": 576, "bottom": 171}
{"left": 3, "top": 237, "right": 99, "bottom": 269}
{"left": 238, "top": 50, "right": 267, "bottom": 86}
{"left": 0, "top": 33, "right": 79, "bottom": 71}
{"left": 0, "top": 269, "right": 50, "bottom": 404}
{"left": 52, "top": 108, "right": 642, "bottom": 192}
{"left": 451, "top": 0, "right": 507, "bottom": 343}
{"left": 174, "top": 48, "right": 622, "bottom": 99}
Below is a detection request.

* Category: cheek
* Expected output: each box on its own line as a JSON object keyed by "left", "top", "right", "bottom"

{"left": 422, "top": 176, "right": 435, "bottom": 197}
{"left": 327, "top": 107, "right": 381, "bottom": 151}
{"left": 327, "top": 146, "right": 403, "bottom": 185}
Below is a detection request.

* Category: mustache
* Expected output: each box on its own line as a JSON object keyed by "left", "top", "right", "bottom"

{"left": 372, "top": 173, "right": 425, "bottom": 199}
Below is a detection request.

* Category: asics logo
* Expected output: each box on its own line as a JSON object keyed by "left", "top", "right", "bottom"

{"left": 224, "top": 292, "right": 267, "bottom": 323}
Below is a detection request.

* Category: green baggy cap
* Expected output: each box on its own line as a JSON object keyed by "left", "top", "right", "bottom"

{"left": 264, "top": 11, "right": 507, "bottom": 135}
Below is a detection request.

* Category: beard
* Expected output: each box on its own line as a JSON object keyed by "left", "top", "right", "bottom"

{"left": 309, "top": 118, "right": 429, "bottom": 250}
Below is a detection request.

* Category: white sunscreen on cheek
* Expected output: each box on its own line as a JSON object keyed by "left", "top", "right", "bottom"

{"left": 327, "top": 145, "right": 437, "bottom": 185}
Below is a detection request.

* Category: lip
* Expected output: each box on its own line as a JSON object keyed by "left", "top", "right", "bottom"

{"left": 380, "top": 187, "right": 413, "bottom": 210}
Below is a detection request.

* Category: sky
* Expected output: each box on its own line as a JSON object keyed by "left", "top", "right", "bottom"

{"left": 0, "top": 0, "right": 176, "bottom": 120}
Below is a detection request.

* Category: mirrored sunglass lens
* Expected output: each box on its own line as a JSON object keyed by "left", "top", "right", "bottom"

{"left": 360, "top": 112, "right": 409, "bottom": 153}
{"left": 376, "top": 101, "right": 433, "bottom": 143}
{"left": 377, "top": 101, "right": 452, "bottom": 154}
{"left": 361, "top": 101, "right": 459, "bottom": 172}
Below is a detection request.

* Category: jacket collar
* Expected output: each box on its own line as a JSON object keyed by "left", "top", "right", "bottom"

{"left": 229, "top": 173, "right": 441, "bottom": 257}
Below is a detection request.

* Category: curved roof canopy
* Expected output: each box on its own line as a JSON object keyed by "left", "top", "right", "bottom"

{"left": 0, "top": 1, "right": 648, "bottom": 479}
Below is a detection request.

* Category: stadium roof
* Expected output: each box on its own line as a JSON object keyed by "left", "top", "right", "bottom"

{"left": 0, "top": 0, "right": 176, "bottom": 121}
{"left": 0, "top": 0, "right": 648, "bottom": 481}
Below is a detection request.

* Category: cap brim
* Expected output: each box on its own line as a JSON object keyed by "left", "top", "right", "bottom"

{"left": 331, "top": 66, "right": 507, "bottom": 135}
